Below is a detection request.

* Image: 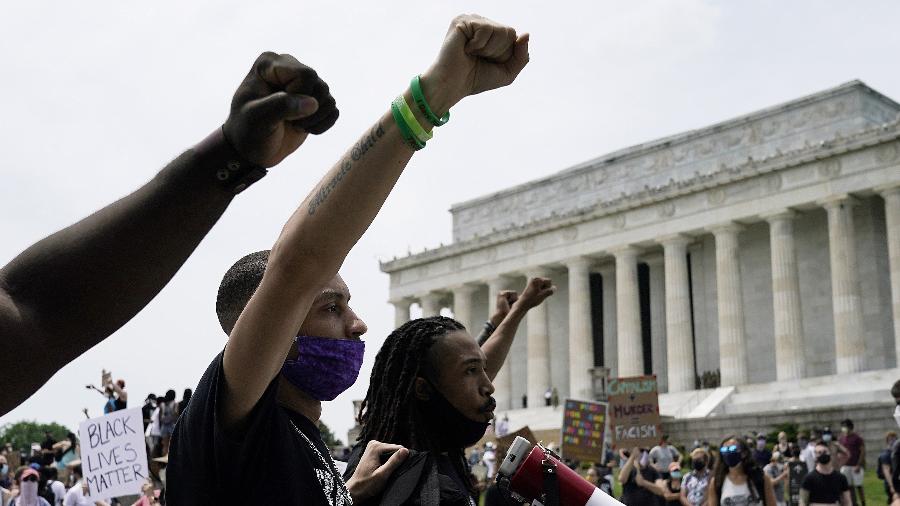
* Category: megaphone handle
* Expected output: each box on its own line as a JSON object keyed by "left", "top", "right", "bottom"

{"left": 541, "top": 456, "right": 560, "bottom": 506}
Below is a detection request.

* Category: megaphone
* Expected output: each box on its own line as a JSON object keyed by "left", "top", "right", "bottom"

{"left": 497, "top": 436, "right": 623, "bottom": 506}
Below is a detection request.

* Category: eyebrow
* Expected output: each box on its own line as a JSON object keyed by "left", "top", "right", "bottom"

{"left": 460, "top": 357, "right": 484, "bottom": 367}
{"left": 317, "top": 289, "right": 349, "bottom": 303}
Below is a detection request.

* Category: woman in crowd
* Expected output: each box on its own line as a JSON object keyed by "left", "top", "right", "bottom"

{"left": 708, "top": 436, "right": 777, "bottom": 506}
{"left": 682, "top": 447, "right": 713, "bottom": 506}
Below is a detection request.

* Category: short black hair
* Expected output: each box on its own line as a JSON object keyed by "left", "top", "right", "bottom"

{"left": 216, "top": 250, "right": 270, "bottom": 335}
{"left": 892, "top": 379, "right": 900, "bottom": 399}
{"left": 841, "top": 419, "right": 853, "bottom": 430}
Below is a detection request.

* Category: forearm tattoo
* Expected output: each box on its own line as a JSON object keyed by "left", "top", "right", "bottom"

{"left": 307, "top": 122, "right": 385, "bottom": 215}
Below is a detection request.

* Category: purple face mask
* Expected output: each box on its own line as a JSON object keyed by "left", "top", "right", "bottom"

{"left": 281, "top": 335, "right": 364, "bottom": 401}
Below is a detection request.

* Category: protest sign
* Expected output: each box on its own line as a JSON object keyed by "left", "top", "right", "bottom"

{"left": 496, "top": 426, "right": 538, "bottom": 461}
{"left": 788, "top": 460, "right": 808, "bottom": 506}
{"left": 607, "top": 375, "right": 661, "bottom": 449}
{"left": 560, "top": 398, "right": 608, "bottom": 462}
{"left": 78, "top": 408, "right": 148, "bottom": 498}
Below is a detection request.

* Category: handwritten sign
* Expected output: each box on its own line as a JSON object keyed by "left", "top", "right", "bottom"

{"left": 78, "top": 408, "right": 148, "bottom": 498}
{"left": 561, "top": 399, "right": 608, "bottom": 462}
{"left": 607, "top": 375, "right": 661, "bottom": 450}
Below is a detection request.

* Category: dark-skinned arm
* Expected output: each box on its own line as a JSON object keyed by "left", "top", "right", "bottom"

{"left": 0, "top": 51, "right": 336, "bottom": 416}
{"left": 481, "top": 277, "right": 554, "bottom": 380}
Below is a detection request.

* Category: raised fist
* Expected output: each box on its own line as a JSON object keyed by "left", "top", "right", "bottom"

{"left": 427, "top": 14, "right": 530, "bottom": 105}
{"left": 224, "top": 52, "right": 339, "bottom": 168}
{"left": 516, "top": 277, "right": 555, "bottom": 310}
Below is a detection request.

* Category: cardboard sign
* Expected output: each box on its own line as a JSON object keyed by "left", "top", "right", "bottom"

{"left": 496, "top": 426, "right": 537, "bottom": 461}
{"left": 561, "top": 398, "right": 608, "bottom": 462}
{"left": 607, "top": 375, "right": 661, "bottom": 450}
{"left": 78, "top": 408, "right": 148, "bottom": 498}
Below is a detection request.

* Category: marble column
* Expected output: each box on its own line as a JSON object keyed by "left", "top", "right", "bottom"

{"left": 488, "top": 276, "right": 514, "bottom": 410}
{"left": 525, "top": 267, "right": 552, "bottom": 405}
{"left": 392, "top": 298, "right": 411, "bottom": 328}
{"left": 599, "top": 265, "right": 618, "bottom": 377}
{"left": 614, "top": 247, "right": 644, "bottom": 377}
{"left": 765, "top": 210, "right": 806, "bottom": 381}
{"left": 661, "top": 234, "right": 696, "bottom": 392}
{"left": 711, "top": 224, "right": 748, "bottom": 386}
{"left": 567, "top": 257, "right": 594, "bottom": 401}
{"left": 645, "top": 255, "right": 668, "bottom": 393}
{"left": 823, "top": 196, "right": 866, "bottom": 374}
{"left": 420, "top": 292, "right": 444, "bottom": 318}
{"left": 451, "top": 284, "right": 478, "bottom": 332}
{"left": 879, "top": 186, "right": 900, "bottom": 367}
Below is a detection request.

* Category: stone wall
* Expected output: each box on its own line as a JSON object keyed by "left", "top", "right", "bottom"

{"left": 663, "top": 402, "right": 896, "bottom": 467}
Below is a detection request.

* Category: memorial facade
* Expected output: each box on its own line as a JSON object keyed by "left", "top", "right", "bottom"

{"left": 380, "top": 81, "right": 900, "bottom": 413}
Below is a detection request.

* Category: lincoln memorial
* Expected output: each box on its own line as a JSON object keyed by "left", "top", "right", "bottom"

{"left": 380, "top": 81, "right": 900, "bottom": 423}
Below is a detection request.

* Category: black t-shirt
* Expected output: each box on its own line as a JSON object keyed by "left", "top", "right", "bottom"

{"left": 620, "top": 467, "right": 662, "bottom": 506}
{"left": 801, "top": 469, "right": 849, "bottom": 503}
{"left": 166, "top": 351, "right": 351, "bottom": 506}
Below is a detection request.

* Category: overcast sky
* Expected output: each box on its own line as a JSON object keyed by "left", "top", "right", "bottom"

{"left": 3, "top": 1, "right": 900, "bottom": 445}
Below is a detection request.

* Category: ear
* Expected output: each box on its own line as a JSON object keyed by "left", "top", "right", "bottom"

{"left": 414, "top": 377, "right": 432, "bottom": 401}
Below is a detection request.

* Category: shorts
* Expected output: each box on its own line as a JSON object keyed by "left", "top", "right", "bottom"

{"left": 840, "top": 465, "right": 864, "bottom": 487}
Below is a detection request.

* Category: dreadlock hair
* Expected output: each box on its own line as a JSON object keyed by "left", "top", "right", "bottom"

{"left": 216, "top": 250, "right": 270, "bottom": 335}
{"left": 357, "top": 316, "right": 476, "bottom": 494}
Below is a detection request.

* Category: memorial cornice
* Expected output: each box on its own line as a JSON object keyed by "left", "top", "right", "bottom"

{"left": 381, "top": 116, "right": 900, "bottom": 273}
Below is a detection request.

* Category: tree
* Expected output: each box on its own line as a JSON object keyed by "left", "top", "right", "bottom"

{"left": 318, "top": 421, "right": 343, "bottom": 448}
{"left": 0, "top": 420, "right": 70, "bottom": 454}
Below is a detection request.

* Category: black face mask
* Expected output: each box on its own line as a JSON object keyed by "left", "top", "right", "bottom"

{"left": 692, "top": 459, "right": 707, "bottom": 471}
{"left": 419, "top": 380, "right": 490, "bottom": 451}
{"left": 817, "top": 453, "right": 831, "bottom": 465}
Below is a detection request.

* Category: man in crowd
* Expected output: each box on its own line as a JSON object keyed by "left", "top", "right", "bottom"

{"left": 346, "top": 277, "right": 554, "bottom": 504}
{"left": 889, "top": 379, "right": 900, "bottom": 506}
{"left": 838, "top": 419, "right": 865, "bottom": 506}
{"left": 0, "top": 38, "right": 340, "bottom": 417}
{"left": 753, "top": 433, "right": 773, "bottom": 468}
{"left": 800, "top": 441, "right": 850, "bottom": 506}
{"left": 167, "top": 13, "right": 531, "bottom": 505}
{"left": 619, "top": 447, "right": 662, "bottom": 505}
{"left": 650, "top": 434, "right": 682, "bottom": 480}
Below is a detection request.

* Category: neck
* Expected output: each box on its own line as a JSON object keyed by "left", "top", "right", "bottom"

{"left": 276, "top": 375, "right": 321, "bottom": 423}
{"left": 816, "top": 463, "right": 833, "bottom": 474}
{"left": 727, "top": 467, "right": 744, "bottom": 479}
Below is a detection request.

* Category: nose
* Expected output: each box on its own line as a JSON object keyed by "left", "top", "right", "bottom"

{"left": 481, "top": 371, "right": 495, "bottom": 397}
{"left": 347, "top": 309, "right": 367, "bottom": 338}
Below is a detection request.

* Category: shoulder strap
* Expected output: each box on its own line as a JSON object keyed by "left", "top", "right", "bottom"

{"left": 419, "top": 455, "right": 440, "bottom": 506}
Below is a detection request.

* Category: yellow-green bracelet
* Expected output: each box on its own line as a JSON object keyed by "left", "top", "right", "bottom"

{"left": 395, "top": 95, "right": 433, "bottom": 144}
{"left": 391, "top": 98, "right": 425, "bottom": 150}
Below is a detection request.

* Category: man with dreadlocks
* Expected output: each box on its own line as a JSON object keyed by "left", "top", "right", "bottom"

{"left": 346, "top": 276, "right": 555, "bottom": 506}
{"left": 166, "top": 13, "right": 531, "bottom": 506}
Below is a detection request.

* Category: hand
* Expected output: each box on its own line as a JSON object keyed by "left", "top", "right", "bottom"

{"left": 489, "top": 290, "right": 518, "bottom": 326}
{"left": 345, "top": 440, "right": 409, "bottom": 502}
{"left": 514, "top": 277, "right": 555, "bottom": 310}
{"left": 224, "top": 52, "right": 338, "bottom": 168}
{"left": 425, "top": 14, "right": 530, "bottom": 106}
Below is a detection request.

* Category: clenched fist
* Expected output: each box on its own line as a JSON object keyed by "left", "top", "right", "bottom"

{"left": 425, "top": 14, "right": 530, "bottom": 108}
{"left": 224, "top": 52, "right": 339, "bottom": 168}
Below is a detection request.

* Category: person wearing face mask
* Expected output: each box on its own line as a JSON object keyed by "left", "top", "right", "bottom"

{"left": 837, "top": 420, "right": 865, "bottom": 506}
{"left": 682, "top": 448, "right": 713, "bottom": 506}
{"left": 166, "top": 13, "right": 531, "bottom": 506}
{"left": 799, "top": 441, "right": 850, "bottom": 506}
{"left": 708, "top": 437, "right": 777, "bottom": 506}
{"left": 618, "top": 447, "right": 663, "bottom": 505}
{"left": 345, "top": 279, "right": 554, "bottom": 505}
{"left": 636, "top": 462, "right": 682, "bottom": 506}
{"left": 9, "top": 467, "right": 51, "bottom": 506}
{"left": 754, "top": 434, "right": 773, "bottom": 468}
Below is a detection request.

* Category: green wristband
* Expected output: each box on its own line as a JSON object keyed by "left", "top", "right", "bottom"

{"left": 411, "top": 75, "right": 450, "bottom": 127}
{"left": 395, "top": 95, "right": 433, "bottom": 144}
{"left": 391, "top": 99, "right": 425, "bottom": 151}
